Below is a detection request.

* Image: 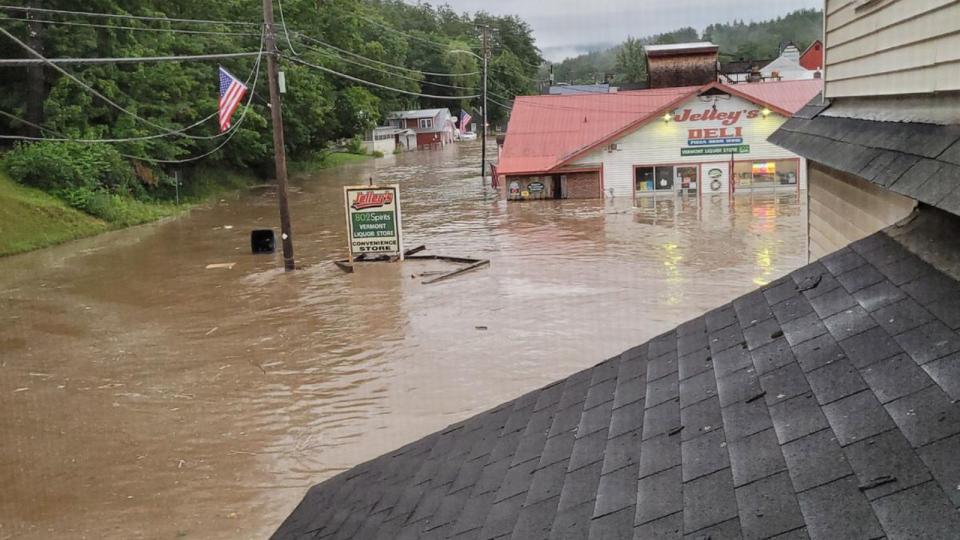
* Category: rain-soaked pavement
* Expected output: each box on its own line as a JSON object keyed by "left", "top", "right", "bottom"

{"left": 0, "top": 141, "right": 807, "bottom": 539}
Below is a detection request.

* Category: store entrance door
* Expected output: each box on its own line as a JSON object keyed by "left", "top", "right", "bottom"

{"left": 676, "top": 165, "right": 699, "bottom": 196}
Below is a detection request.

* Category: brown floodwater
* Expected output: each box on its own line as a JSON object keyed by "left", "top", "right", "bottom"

{"left": 0, "top": 141, "right": 807, "bottom": 539}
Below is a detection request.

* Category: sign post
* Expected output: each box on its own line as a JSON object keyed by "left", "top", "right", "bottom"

{"left": 344, "top": 184, "right": 403, "bottom": 262}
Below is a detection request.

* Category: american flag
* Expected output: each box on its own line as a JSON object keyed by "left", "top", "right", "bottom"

{"left": 460, "top": 110, "right": 472, "bottom": 132}
{"left": 218, "top": 66, "right": 247, "bottom": 132}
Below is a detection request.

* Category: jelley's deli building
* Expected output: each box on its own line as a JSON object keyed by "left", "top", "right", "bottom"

{"left": 495, "top": 80, "right": 823, "bottom": 201}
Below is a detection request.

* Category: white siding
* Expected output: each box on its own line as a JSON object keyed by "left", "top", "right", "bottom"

{"left": 808, "top": 162, "right": 916, "bottom": 259}
{"left": 571, "top": 95, "right": 806, "bottom": 196}
{"left": 825, "top": 0, "right": 960, "bottom": 97}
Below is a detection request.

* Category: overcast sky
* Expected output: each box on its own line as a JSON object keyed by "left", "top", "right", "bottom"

{"left": 436, "top": 0, "right": 822, "bottom": 61}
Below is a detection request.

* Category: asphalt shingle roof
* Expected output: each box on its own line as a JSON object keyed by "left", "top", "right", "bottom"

{"left": 274, "top": 231, "right": 960, "bottom": 540}
{"left": 769, "top": 101, "right": 960, "bottom": 218}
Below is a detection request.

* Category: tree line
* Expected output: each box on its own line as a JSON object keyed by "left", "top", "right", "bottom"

{"left": 0, "top": 0, "right": 542, "bottom": 220}
{"left": 550, "top": 9, "right": 823, "bottom": 86}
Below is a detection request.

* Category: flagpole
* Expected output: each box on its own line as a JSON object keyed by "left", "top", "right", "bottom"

{"left": 262, "top": 0, "right": 295, "bottom": 271}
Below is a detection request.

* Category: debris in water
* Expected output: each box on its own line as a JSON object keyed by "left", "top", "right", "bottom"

{"left": 13, "top": 387, "right": 28, "bottom": 393}
{"left": 205, "top": 327, "right": 219, "bottom": 336}
{"left": 475, "top": 326, "right": 488, "bottom": 331}
{"left": 205, "top": 263, "right": 236, "bottom": 270}
{"left": 334, "top": 244, "right": 490, "bottom": 284}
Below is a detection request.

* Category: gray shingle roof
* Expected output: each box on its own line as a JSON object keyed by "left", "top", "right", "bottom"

{"left": 768, "top": 101, "right": 960, "bottom": 218}
{"left": 273, "top": 231, "right": 960, "bottom": 540}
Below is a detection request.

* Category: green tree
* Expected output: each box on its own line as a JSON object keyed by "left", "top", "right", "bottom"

{"left": 614, "top": 37, "right": 646, "bottom": 85}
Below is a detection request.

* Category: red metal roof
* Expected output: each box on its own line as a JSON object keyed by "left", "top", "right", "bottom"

{"left": 799, "top": 40, "right": 824, "bottom": 70}
{"left": 728, "top": 79, "right": 823, "bottom": 115}
{"left": 498, "top": 80, "right": 823, "bottom": 176}
{"left": 497, "top": 86, "right": 700, "bottom": 176}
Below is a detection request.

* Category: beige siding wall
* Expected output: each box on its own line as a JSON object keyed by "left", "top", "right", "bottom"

{"left": 824, "top": 0, "right": 960, "bottom": 97}
{"left": 808, "top": 162, "right": 916, "bottom": 259}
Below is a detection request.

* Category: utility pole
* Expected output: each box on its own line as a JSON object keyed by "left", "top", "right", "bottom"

{"left": 24, "top": 0, "right": 44, "bottom": 137}
{"left": 479, "top": 24, "right": 490, "bottom": 183}
{"left": 262, "top": 0, "right": 295, "bottom": 271}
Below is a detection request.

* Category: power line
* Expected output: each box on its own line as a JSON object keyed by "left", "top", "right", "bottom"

{"left": 0, "top": 52, "right": 263, "bottom": 143}
{"left": 0, "top": 109, "right": 61, "bottom": 136}
{"left": 355, "top": 12, "right": 450, "bottom": 53}
{"left": 0, "top": 26, "right": 263, "bottom": 140}
{"left": 297, "top": 32, "right": 479, "bottom": 77}
{"left": 0, "top": 51, "right": 262, "bottom": 66}
{"left": 129, "top": 92, "right": 254, "bottom": 163}
{"left": 0, "top": 15, "right": 262, "bottom": 36}
{"left": 275, "top": 0, "right": 299, "bottom": 56}
{"left": 488, "top": 97, "right": 512, "bottom": 111}
{"left": 0, "top": 5, "right": 260, "bottom": 27}
{"left": 0, "top": 110, "right": 219, "bottom": 142}
{"left": 292, "top": 39, "right": 477, "bottom": 91}
{"left": 497, "top": 98, "right": 689, "bottom": 115}
{"left": 287, "top": 56, "right": 479, "bottom": 100}
{"left": 497, "top": 46, "right": 544, "bottom": 70}
{"left": 0, "top": 53, "right": 264, "bottom": 164}
{"left": 357, "top": 11, "right": 543, "bottom": 75}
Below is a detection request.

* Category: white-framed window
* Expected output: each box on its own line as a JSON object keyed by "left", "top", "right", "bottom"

{"left": 418, "top": 118, "right": 433, "bottom": 129}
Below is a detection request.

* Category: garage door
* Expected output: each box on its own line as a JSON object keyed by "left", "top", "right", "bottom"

{"left": 562, "top": 171, "right": 602, "bottom": 199}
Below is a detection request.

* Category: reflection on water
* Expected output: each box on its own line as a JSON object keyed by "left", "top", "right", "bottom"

{"left": 0, "top": 142, "right": 807, "bottom": 539}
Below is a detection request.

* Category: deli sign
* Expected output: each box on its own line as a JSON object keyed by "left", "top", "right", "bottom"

{"left": 344, "top": 184, "right": 403, "bottom": 261}
{"left": 675, "top": 107, "right": 762, "bottom": 148}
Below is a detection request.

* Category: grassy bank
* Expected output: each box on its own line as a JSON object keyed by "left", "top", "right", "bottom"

{"left": 0, "top": 151, "right": 374, "bottom": 257}
{"left": 0, "top": 167, "right": 260, "bottom": 257}
{"left": 290, "top": 150, "right": 374, "bottom": 173}
{"left": 0, "top": 171, "right": 108, "bottom": 256}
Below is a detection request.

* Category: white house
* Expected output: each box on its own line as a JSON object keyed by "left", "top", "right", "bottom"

{"left": 761, "top": 44, "right": 818, "bottom": 81}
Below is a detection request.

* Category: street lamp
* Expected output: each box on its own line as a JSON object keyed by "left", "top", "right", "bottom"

{"left": 449, "top": 47, "right": 488, "bottom": 181}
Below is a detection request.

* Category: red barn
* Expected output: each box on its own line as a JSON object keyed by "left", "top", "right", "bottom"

{"left": 799, "top": 40, "right": 823, "bottom": 70}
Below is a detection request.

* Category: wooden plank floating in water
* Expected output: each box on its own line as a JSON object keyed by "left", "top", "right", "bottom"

{"left": 332, "top": 245, "right": 489, "bottom": 284}
{"left": 421, "top": 259, "right": 490, "bottom": 284}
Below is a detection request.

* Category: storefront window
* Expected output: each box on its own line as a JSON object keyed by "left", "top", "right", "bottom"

{"left": 636, "top": 167, "right": 655, "bottom": 193}
{"left": 776, "top": 160, "right": 799, "bottom": 186}
{"left": 733, "top": 159, "right": 799, "bottom": 191}
{"left": 636, "top": 165, "right": 702, "bottom": 196}
{"left": 655, "top": 167, "right": 675, "bottom": 191}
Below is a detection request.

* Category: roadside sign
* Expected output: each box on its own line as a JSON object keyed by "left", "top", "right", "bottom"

{"left": 344, "top": 184, "right": 403, "bottom": 262}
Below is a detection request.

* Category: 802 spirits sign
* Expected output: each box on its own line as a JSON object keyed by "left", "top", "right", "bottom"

{"left": 344, "top": 184, "right": 403, "bottom": 261}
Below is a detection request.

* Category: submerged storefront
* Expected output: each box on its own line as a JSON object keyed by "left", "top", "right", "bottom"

{"left": 496, "top": 80, "right": 822, "bottom": 203}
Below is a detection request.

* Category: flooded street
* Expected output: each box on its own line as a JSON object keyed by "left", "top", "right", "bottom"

{"left": 0, "top": 141, "right": 807, "bottom": 539}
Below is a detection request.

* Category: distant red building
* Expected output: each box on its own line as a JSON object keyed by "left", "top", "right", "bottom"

{"left": 799, "top": 40, "right": 823, "bottom": 70}
{"left": 385, "top": 108, "right": 456, "bottom": 149}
